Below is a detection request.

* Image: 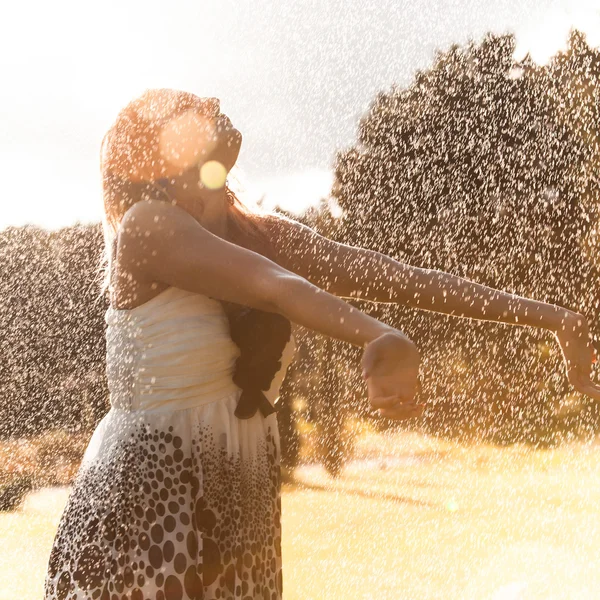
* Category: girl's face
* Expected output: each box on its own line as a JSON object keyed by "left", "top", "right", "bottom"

{"left": 209, "top": 110, "right": 242, "bottom": 173}
{"left": 160, "top": 106, "right": 242, "bottom": 202}
{"left": 157, "top": 97, "right": 242, "bottom": 175}
{"left": 193, "top": 97, "right": 243, "bottom": 172}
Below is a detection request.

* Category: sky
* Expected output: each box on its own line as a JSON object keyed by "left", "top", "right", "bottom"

{"left": 1, "top": 0, "right": 599, "bottom": 229}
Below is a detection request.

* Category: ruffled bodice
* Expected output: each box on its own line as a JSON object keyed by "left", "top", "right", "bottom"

{"left": 105, "top": 286, "right": 295, "bottom": 413}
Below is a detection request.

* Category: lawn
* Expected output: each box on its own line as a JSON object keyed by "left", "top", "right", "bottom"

{"left": 2, "top": 429, "right": 600, "bottom": 600}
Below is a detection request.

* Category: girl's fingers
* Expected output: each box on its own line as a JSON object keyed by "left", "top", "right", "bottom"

{"left": 370, "top": 395, "right": 404, "bottom": 409}
{"left": 371, "top": 394, "right": 420, "bottom": 409}
{"left": 379, "top": 404, "right": 425, "bottom": 420}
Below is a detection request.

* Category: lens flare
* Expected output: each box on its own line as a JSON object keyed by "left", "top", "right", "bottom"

{"left": 199, "top": 160, "right": 227, "bottom": 190}
{"left": 159, "top": 110, "right": 217, "bottom": 170}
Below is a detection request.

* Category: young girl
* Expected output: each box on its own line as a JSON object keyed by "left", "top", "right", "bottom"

{"left": 44, "top": 88, "right": 600, "bottom": 600}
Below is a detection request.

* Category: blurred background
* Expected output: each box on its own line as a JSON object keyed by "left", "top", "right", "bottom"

{"left": 3, "top": 1, "right": 600, "bottom": 598}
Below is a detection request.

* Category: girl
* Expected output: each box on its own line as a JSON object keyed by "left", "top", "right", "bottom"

{"left": 44, "top": 88, "right": 600, "bottom": 600}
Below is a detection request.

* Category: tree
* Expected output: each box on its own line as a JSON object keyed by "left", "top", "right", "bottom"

{"left": 325, "top": 31, "right": 600, "bottom": 444}
{"left": 0, "top": 224, "right": 108, "bottom": 438}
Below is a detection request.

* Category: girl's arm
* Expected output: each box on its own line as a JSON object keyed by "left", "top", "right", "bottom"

{"left": 264, "top": 214, "right": 600, "bottom": 399}
{"left": 117, "top": 199, "right": 422, "bottom": 419}
{"left": 118, "top": 200, "right": 398, "bottom": 349}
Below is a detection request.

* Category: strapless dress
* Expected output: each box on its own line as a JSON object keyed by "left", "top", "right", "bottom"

{"left": 44, "top": 286, "right": 296, "bottom": 600}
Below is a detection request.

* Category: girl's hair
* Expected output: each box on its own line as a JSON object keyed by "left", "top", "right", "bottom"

{"left": 99, "top": 171, "right": 282, "bottom": 298}
{"left": 97, "top": 89, "right": 284, "bottom": 300}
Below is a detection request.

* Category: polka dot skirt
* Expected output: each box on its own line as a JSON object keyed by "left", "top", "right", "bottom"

{"left": 44, "top": 400, "right": 283, "bottom": 600}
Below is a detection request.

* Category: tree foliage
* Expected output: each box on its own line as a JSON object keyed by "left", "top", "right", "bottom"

{"left": 322, "top": 31, "right": 600, "bottom": 445}
{"left": 0, "top": 224, "right": 108, "bottom": 438}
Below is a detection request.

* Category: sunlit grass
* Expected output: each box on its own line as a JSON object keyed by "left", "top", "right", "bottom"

{"left": 0, "top": 488, "right": 70, "bottom": 600}
{"left": 2, "top": 431, "right": 600, "bottom": 599}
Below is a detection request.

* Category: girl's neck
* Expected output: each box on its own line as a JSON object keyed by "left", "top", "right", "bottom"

{"left": 196, "top": 186, "right": 229, "bottom": 238}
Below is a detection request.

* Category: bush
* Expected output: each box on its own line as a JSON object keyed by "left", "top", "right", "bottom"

{"left": 0, "top": 474, "right": 34, "bottom": 511}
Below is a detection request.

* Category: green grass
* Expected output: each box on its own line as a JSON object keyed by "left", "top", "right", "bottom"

{"left": 3, "top": 430, "right": 600, "bottom": 599}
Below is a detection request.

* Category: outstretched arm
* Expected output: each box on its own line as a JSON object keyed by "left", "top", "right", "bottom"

{"left": 117, "top": 199, "right": 423, "bottom": 419}
{"left": 264, "top": 213, "right": 600, "bottom": 399}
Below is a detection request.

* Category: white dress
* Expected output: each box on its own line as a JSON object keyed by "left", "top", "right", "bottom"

{"left": 44, "top": 286, "right": 296, "bottom": 600}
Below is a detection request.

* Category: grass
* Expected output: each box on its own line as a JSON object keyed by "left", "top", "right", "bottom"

{"left": 2, "top": 427, "right": 600, "bottom": 599}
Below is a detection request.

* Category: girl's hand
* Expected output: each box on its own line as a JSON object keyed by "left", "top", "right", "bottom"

{"left": 555, "top": 311, "right": 600, "bottom": 401}
{"left": 361, "top": 331, "right": 424, "bottom": 420}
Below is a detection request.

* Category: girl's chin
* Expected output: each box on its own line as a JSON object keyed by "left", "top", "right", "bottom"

{"left": 207, "top": 136, "right": 242, "bottom": 173}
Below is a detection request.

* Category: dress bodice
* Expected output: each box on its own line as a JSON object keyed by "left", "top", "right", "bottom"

{"left": 105, "top": 286, "right": 295, "bottom": 413}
